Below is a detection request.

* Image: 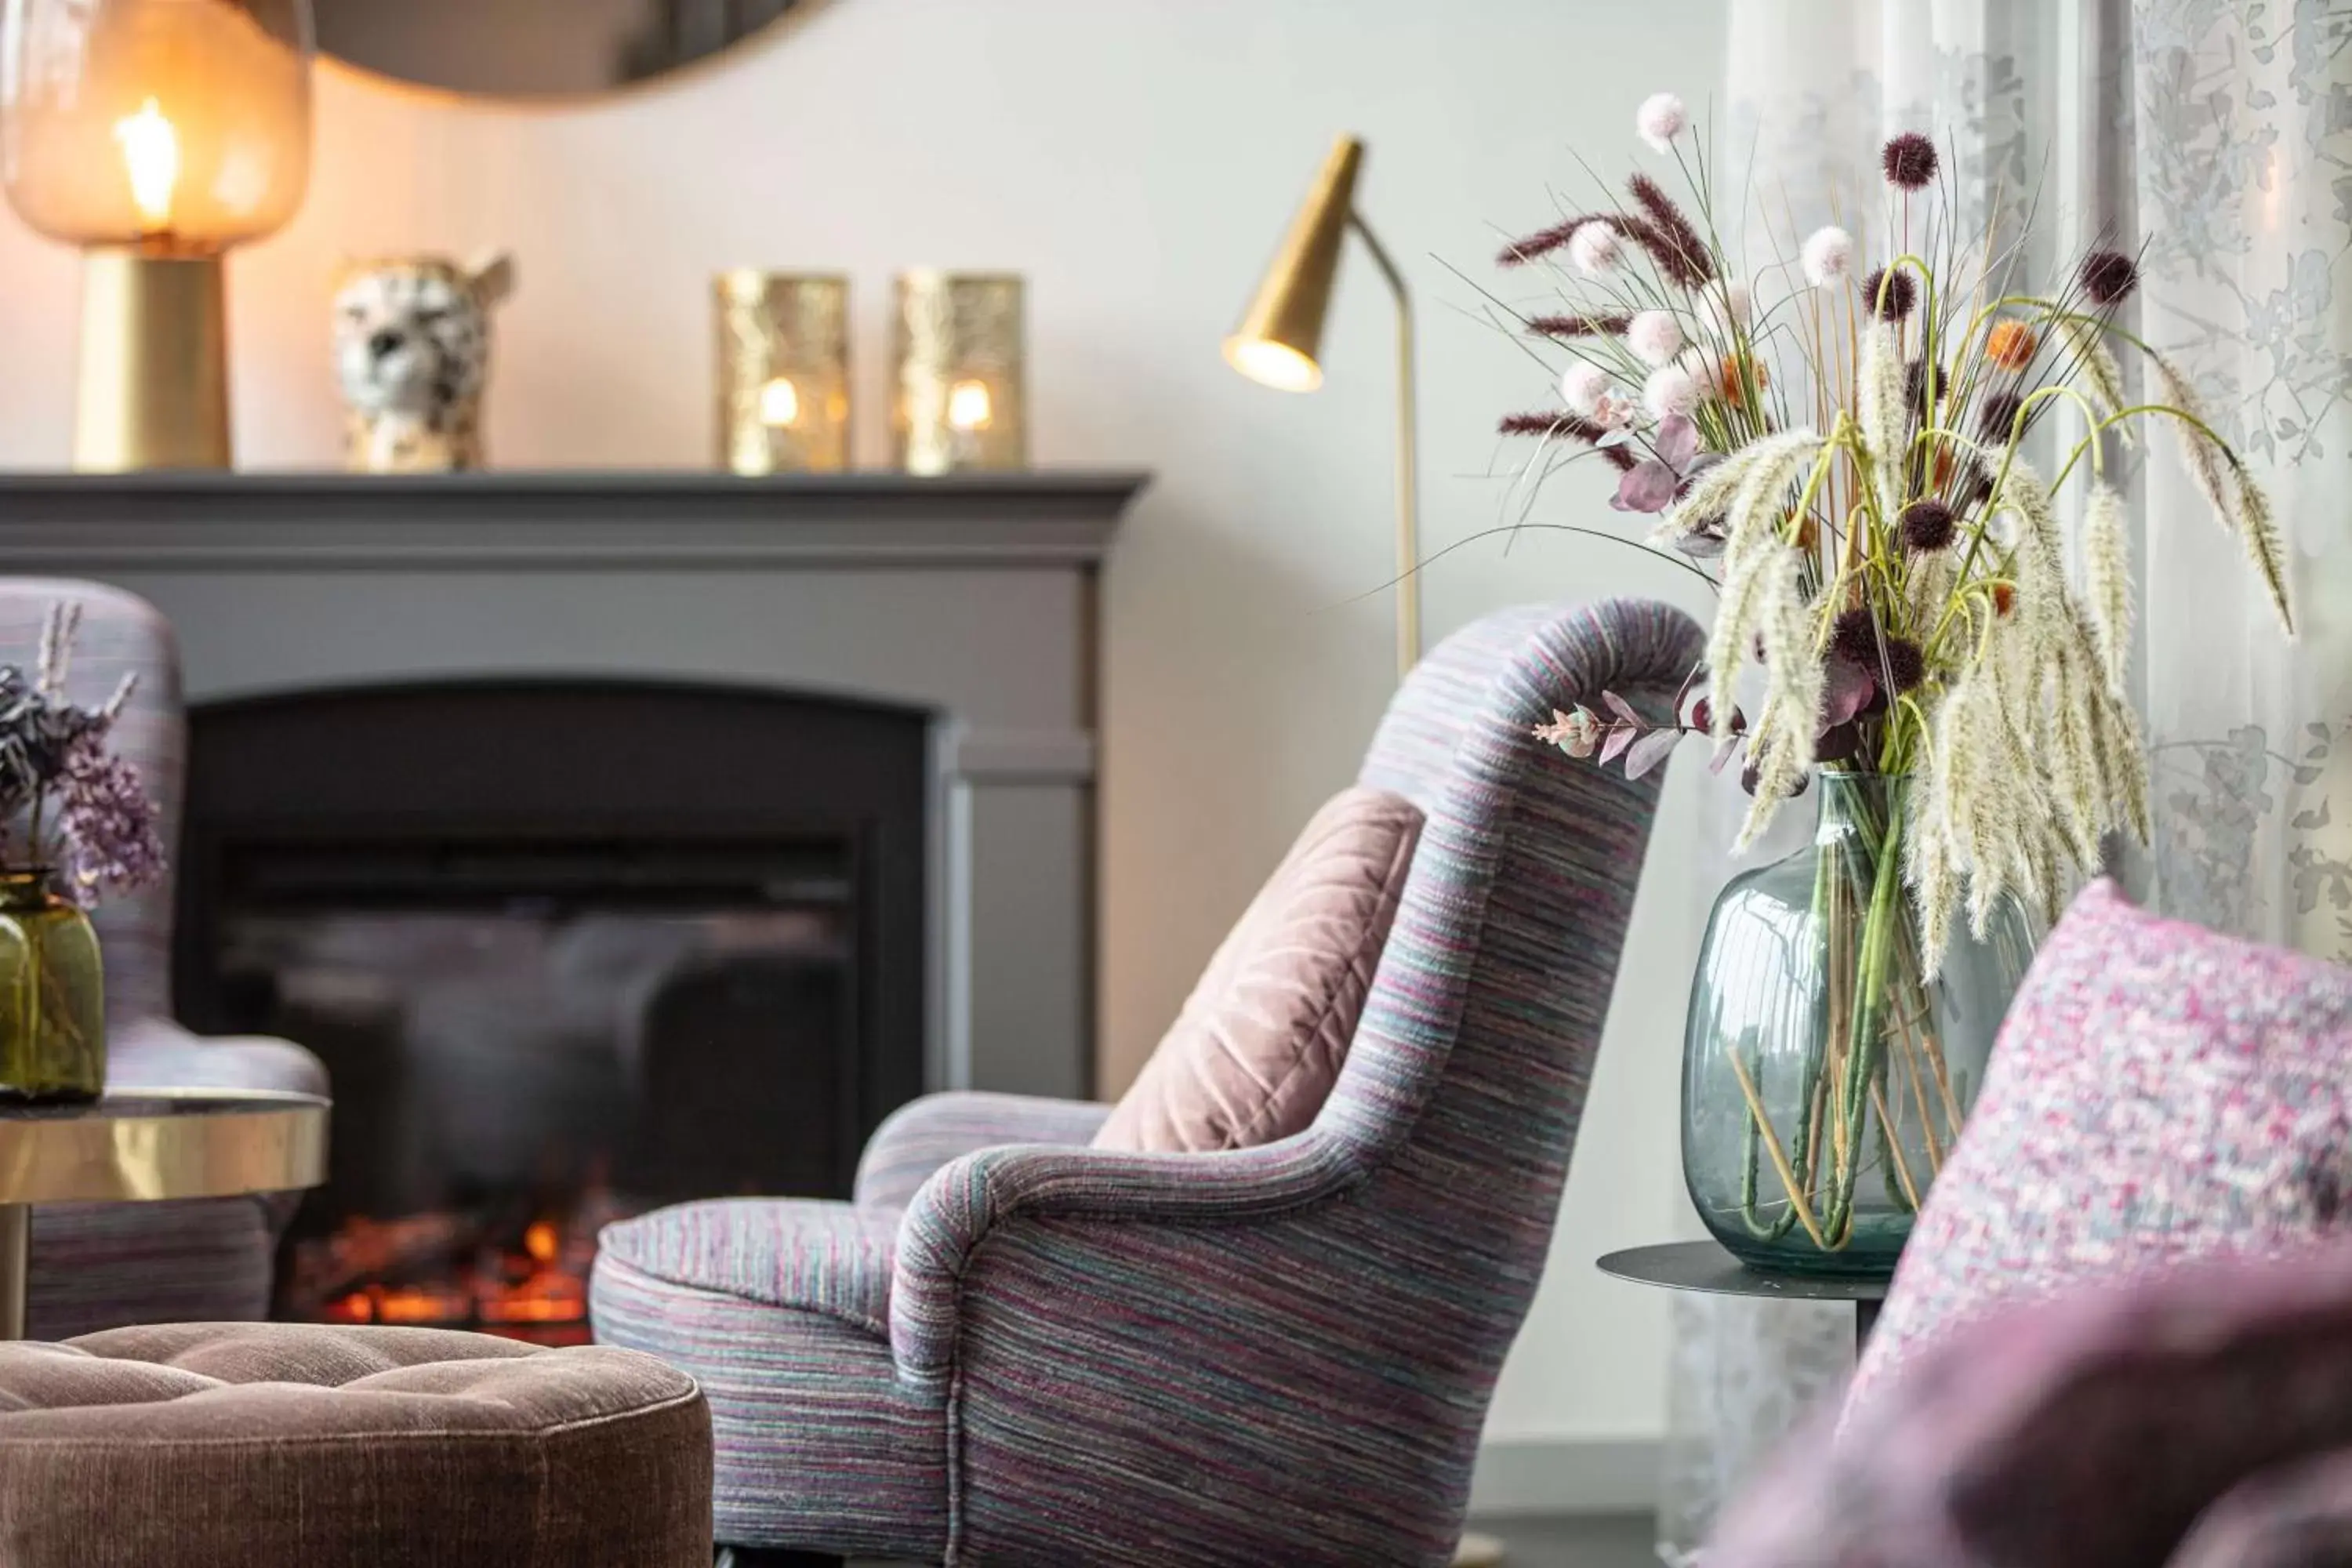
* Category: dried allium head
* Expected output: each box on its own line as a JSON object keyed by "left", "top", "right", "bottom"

{"left": 1698, "top": 282, "right": 1754, "bottom": 336}
{"left": 1642, "top": 365, "right": 1701, "bottom": 419}
{"left": 1861, "top": 266, "right": 1917, "bottom": 321}
{"left": 1881, "top": 637, "right": 1927, "bottom": 692}
{"left": 1899, "top": 497, "right": 1958, "bottom": 553}
{"left": 1829, "top": 608, "right": 1882, "bottom": 669}
{"left": 1904, "top": 358, "right": 1946, "bottom": 409}
{"left": 2080, "top": 249, "right": 2140, "bottom": 306}
{"left": 1561, "top": 362, "right": 1611, "bottom": 416}
{"left": 1569, "top": 222, "right": 1624, "bottom": 276}
{"left": 1801, "top": 226, "right": 1853, "bottom": 286}
{"left": 1636, "top": 92, "right": 1688, "bottom": 153}
{"left": 1626, "top": 310, "right": 1685, "bottom": 368}
{"left": 1976, "top": 390, "right": 2026, "bottom": 443}
{"left": 1986, "top": 319, "right": 2039, "bottom": 371}
{"left": 1828, "top": 612, "right": 1923, "bottom": 692}
{"left": 1882, "top": 132, "right": 1940, "bottom": 191}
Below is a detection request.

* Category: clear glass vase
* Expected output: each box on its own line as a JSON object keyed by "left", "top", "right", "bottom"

{"left": 1682, "top": 773, "right": 2033, "bottom": 1276}
{"left": 0, "top": 872, "right": 106, "bottom": 1103}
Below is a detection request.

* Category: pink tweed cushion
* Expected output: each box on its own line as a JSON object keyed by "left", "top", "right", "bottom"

{"left": 1094, "top": 786, "right": 1422, "bottom": 1154}
{"left": 1848, "top": 879, "right": 2352, "bottom": 1414}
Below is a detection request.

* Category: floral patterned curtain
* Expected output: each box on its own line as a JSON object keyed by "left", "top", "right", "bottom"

{"left": 2136, "top": 2, "right": 2352, "bottom": 956}
{"left": 1671, "top": 0, "right": 2349, "bottom": 1556}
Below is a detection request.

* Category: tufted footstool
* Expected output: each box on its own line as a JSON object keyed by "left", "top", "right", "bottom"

{"left": 0, "top": 1323, "right": 712, "bottom": 1566}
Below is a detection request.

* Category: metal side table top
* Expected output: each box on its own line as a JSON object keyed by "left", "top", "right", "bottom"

{"left": 1597, "top": 1240, "right": 1891, "bottom": 1352}
{"left": 0, "top": 1088, "right": 330, "bottom": 1339}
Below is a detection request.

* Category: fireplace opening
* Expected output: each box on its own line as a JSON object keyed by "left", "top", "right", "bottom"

{"left": 174, "top": 681, "right": 930, "bottom": 1345}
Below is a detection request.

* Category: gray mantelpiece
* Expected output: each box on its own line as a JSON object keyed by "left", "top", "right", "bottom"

{"left": 0, "top": 470, "right": 1137, "bottom": 566}
{"left": 0, "top": 469, "right": 1149, "bottom": 1102}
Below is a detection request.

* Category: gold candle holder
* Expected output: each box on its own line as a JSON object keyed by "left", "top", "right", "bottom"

{"left": 715, "top": 270, "right": 849, "bottom": 474}
{"left": 892, "top": 271, "right": 1026, "bottom": 474}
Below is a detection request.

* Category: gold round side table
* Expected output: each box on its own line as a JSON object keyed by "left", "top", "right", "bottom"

{"left": 0, "top": 1088, "right": 330, "bottom": 1338}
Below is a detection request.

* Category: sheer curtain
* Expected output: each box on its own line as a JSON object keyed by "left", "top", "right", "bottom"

{"left": 1668, "top": 0, "right": 2348, "bottom": 1555}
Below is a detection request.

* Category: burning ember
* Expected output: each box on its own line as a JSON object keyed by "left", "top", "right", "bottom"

{"left": 286, "top": 1185, "right": 633, "bottom": 1347}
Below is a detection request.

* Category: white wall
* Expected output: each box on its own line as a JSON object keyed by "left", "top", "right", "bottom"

{"left": 0, "top": 0, "right": 1727, "bottom": 1495}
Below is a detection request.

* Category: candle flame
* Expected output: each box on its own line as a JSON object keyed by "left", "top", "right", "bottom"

{"left": 757, "top": 377, "right": 801, "bottom": 428}
{"left": 113, "top": 97, "right": 180, "bottom": 232}
{"left": 946, "top": 379, "right": 993, "bottom": 432}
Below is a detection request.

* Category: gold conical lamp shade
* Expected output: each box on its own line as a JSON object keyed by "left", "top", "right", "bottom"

{"left": 1223, "top": 135, "right": 1363, "bottom": 393}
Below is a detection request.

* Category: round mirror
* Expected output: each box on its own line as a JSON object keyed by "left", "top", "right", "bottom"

{"left": 315, "top": 0, "right": 810, "bottom": 100}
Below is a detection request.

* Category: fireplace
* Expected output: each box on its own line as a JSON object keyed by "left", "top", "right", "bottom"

{"left": 172, "top": 679, "right": 930, "bottom": 1344}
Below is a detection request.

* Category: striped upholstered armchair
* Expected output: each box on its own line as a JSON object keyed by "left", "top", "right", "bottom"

{"left": 0, "top": 580, "right": 328, "bottom": 1338}
{"left": 592, "top": 598, "right": 1703, "bottom": 1565}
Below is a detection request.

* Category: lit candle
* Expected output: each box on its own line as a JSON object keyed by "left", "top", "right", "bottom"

{"left": 946, "top": 379, "right": 994, "bottom": 432}
{"left": 757, "top": 376, "right": 802, "bottom": 429}
{"left": 111, "top": 96, "right": 180, "bottom": 234}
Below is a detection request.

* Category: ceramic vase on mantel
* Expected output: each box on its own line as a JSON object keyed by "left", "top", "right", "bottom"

{"left": 1681, "top": 772, "right": 2033, "bottom": 1277}
{"left": 0, "top": 871, "right": 106, "bottom": 1103}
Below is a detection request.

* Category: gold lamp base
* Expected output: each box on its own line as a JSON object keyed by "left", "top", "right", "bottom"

{"left": 74, "top": 249, "right": 230, "bottom": 472}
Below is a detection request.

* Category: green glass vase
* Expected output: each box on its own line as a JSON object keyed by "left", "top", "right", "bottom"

{"left": 0, "top": 872, "right": 105, "bottom": 1103}
{"left": 1682, "top": 773, "right": 2034, "bottom": 1277}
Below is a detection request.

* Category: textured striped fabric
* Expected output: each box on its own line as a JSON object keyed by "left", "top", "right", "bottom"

{"left": 0, "top": 582, "right": 328, "bottom": 1340}
{"left": 594, "top": 598, "right": 1703, "bottom": 1565}
{"left": 853, "top": 1091, "right": 1112, "bottom": 1211}
{"left": 600, "top": 1199, "right": 896, "bottom": 1334}
{"left": 1848, "top": 880, "right": 2352, "bottom": 1416}
{"left": 594, "top": 1247, "right": 948, "bottom": 1558}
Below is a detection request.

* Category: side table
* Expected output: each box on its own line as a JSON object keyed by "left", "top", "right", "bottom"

{"left": 0, "top": 1088, "right": 329, "bottom": 1338}
{"left": 1597, "top": 1240, "right": 1889, "bottom": 1353}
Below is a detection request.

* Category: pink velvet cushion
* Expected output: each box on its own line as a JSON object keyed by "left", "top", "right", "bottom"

{"left": 1711, "top": 1243, "right": 2352, "bottom": 1568}
{"left": 1849, "top": 880, "right": 2352, "bottom": 1413}
{"left": 1094, "top": 786, "right": 1422, "bottom": 1153}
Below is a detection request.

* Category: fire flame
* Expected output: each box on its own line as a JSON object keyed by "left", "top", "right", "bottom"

{"left": 113, "top": 97, "right": 180, "bottom": 231}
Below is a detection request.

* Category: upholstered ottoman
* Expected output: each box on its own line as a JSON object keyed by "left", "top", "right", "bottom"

{"left": 0, "top": 1323, "right": 712, "bottom": 1566}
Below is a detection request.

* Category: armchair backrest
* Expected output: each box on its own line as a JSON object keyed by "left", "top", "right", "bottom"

{"left": 0, "top": 580, "right": 184, "bottom": 1028}
{"left": 884, "top": 597, "right": 1705, "bottom": 1563}
{"left": 1331, "top": 594, "right": 1700, "bottom": 1414}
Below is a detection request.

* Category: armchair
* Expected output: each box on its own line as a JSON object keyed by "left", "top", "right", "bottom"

{"left": 0, "top": 580, "right": 327, "bottom": 1339}
{"left": 592, "top": 597, "right": 1703, "bottom": 1565}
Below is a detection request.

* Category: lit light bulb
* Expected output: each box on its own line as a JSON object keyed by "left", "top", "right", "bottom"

{"left": 112, "top": 97, "right": 180, "bottom": 233}
{"left": 757, "top": 376, "right": 801, "bottom": 428}
{"left": 946, "top": 379, "right": 994, "bottom": 432}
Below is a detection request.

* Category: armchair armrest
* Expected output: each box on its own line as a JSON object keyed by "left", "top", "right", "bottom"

{"left": 107, "top": 1015, "right": 329, "bottom": 1098}
{"left": 853, "top": 1090, "right": 1112, "bottom": 1210}
{"left": 889, "top": 1132, "right": 1363, "bottom": 1392}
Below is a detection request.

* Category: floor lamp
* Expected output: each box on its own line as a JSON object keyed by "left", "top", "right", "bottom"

{"left": 1225, "top": 135, "right": 1502, "bottom": 1568}
{"left": 1223, "top": 135, "right": 1422, "bottom": 680}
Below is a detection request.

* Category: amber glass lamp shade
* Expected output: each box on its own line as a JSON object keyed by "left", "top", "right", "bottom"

{"left": 1, "top": 0, "right": 313, "bottom": 470}
{"left": 1, "top": 0, "right": 312, "bottom": 253}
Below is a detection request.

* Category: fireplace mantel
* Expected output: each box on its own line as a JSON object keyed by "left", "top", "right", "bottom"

{"left": 0, "top": 470, "right": 1138, "bottom": 568}
{"left": 0, "top": 469, "right": 1149, "bottom": 1101}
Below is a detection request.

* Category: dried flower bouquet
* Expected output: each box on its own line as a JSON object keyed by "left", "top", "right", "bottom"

{"left": 1497, "top": 97, "right": 2291, "bottom": 1258}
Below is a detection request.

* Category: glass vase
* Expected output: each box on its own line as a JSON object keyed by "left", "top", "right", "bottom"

{"left": 0, "top": 872, "right": 105, "bottom": 1103}
{"left": 1682, "top": 773, "right": 2032, "bottom": 1276}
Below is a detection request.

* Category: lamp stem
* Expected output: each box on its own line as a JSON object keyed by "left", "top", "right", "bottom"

{"left": 1347, "top": 212, "right": 1420, "bottom": 680}
{"left": 74, "top": 249, "right": 230, "bottom": 471}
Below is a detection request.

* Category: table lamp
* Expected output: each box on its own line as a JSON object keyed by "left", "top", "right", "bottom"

{"left": 1224, "top": 134, "right": 1421, "bottom": 677}
{"left": 1, "top": 0, "right": 314, "bottom": 470}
